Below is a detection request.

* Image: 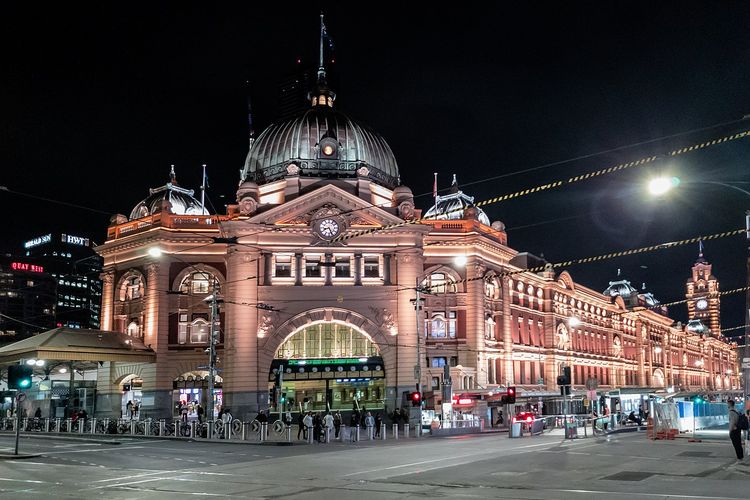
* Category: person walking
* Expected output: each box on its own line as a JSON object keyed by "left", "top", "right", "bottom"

{"left": 34, "top": 407, "right": 42, "bottom": 419}
{"left": 221, "top": 408, "right": 233, "bottom": 439}
{"left": 333, "top": 411, "right": 342, "bottom": 439}
{"left": 728, "top": 400, "right": 744, "bottom": 460}
{"left": 180, "top": 403, "right": 189, "bottom": 423}
{"left": 126, "top": 400, "right": 133, "bottom": 419}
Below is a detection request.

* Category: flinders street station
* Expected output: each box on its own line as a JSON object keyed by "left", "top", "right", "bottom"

{"left": 29, "top": 56, "right": 736, "bottom": 423}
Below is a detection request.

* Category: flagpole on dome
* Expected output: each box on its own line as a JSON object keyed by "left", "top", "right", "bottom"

{"left": 432, "top": 172, "right": 438, "bottom": 218}
{"left": 319, "top": 13, "right": 326, "bottom": 81}
{"left": 201, "top": 164, "right": 207, "bottom": 214}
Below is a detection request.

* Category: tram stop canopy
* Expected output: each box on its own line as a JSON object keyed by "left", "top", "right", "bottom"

{"left": 0, "top": 327, "right": 156, "bottom": 366}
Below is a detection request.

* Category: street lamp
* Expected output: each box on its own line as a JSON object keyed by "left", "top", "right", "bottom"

{"left": 648, "top": 176, "right": 750, "bottom": 406}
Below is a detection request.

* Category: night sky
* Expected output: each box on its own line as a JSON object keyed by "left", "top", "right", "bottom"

{"left": 2, "top": 3, "right": 749, "bottom": 336}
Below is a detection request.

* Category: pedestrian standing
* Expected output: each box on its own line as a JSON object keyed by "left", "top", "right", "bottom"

{"left": 365, "top": 412, "right": 375, "bottom": 438}
{"left": 197, "top": 403, "right": 204, "bottom": 424}
{"left": 374, "top": 413, "right": 382, "bottom": 437}
{"left": 303, "top": 412, "right": 313, "bottom": 441}
{"left": 221, "top": 408, "right": 233, "bottom": 439}
{"left": 324, "top": 412, "right": 334, "bottom": 442}
{"left": 727, "top": 400, "right": 744, "bottom": 460}
{"left": 126, "top": 400, "right": 134, "bottom": 419}
{"left": 297, "top": 412, "right": 306, "bottom": 440}
{"left": 333, "top": 411, "right": 342, "bottom": 439}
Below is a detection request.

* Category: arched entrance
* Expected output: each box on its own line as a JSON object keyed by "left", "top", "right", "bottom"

{"left": 173, "top": 371, "right": 223, "bottom": 419}
{"left": 270, "top": 320, "right": 385, "bottom": 413}
{"left": 119, "top": 374, "right": 143, "bottom": 418}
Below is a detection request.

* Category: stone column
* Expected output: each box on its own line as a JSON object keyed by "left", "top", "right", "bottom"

{"left": 294, "top": 253, "right": 303, "bottom": 286}
{"left": 467, "top": 259, "right": 486, "bottom": 386}
{"left": 223, "top": 248, "right": 261, "bottom": 420}
{"left": 324, "top": 253, "right": 333, "bottom": 286}
{"left": 263, "top": 253, "right": 273, "bottom": 286}
{"left": 354, "top": 253, "right": 362, "bottom": 286}
{"left": 140, "top": 260, "right": 172, "bottom": 419}
{"left": 502, "top": 277, "right": 514, "bottom": 385}
{"left": 393, "top": 251, "right": 422, "bottom": 414}
{"left": 99, "top": 269, "right": 115, "bottom": 331}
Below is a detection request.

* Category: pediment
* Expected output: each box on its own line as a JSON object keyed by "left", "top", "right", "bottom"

{"left": 247, "top": 184, "right": 403, "bottom": 227}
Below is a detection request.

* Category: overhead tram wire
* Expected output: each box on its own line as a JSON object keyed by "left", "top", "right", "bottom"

{"left": 3, "top": 117, "right": 748, "bottom": 244}
{"left": 331, "top": 127, "right": 750, "bottom": 244}
{"left": 412, "top": 116, "right": 750, "bottom": 198}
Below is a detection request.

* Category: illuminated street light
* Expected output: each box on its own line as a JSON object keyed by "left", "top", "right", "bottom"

{"left": 654, "top": 346, "right": 662, "bottom": 354}
{"left": 25, "top": 359, "right": 36, "bottom": 366}
{"left": 35, "top": 359, "right": 45, "bottom": 367}
{"left": 148, "top": 247, "right": 163, "bottom": 258}
{"left": 648, "top": 176, "right": 680, "bottom": 196}
{"left": 454, "top": 255, "right": 467, "bottom": 267}
{"left": 568, "top": 317, "right": 581, "bottom": 328}
{"left": 59, "top": 368, "right": 67, "bottom": 374}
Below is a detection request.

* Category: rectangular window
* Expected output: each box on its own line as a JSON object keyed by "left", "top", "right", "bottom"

{"left": 191, "top": 273, "right": 210, "bottom": 294}
{"left": 450, "top": 356, "right": 458, "bottom": 367}
{"left": 305, "top": 255, "right": 321, "bottom": 277}
{"left": 430, "top": 313, "right": 446, "bottom": 338}
{"left": 275, "top": 255, "right": 292, "bottom": 277}
{"left": 178, "top": 324, "right": 188, "bottom": 344}
{"left": 363, "top": 255, "right": 380, "bottom": 277}
{"left": 334, "top": 256, "right": 351, "bottom": 278}
{"left": 190, "top": 321, "right": 209, "bottom": 343}
{"left": 448, "top": 311, "right": 457, "bottom": 338}
{"left": 431, "top": 357, "right": 447, "bottom": 367}
{"left": 431, "top": 377, "right": 440, "bottom": 390}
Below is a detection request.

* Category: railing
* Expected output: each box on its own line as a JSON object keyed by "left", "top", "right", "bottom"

{"left": 107, "top": 214, "right": 229, "bottom": 240}
{"left": 0, "top": 418, "right": 426, "bottom": 444}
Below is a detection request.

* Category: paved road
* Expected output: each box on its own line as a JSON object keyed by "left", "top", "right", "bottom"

{"left": 0, "top": 431, "right": 748, "bottom": 499}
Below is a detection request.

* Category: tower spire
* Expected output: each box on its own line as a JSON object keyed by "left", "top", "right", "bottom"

{"left": 311, "top": 13, "right": 336, "bottom": 108}
{"left": 318, "top": 13, "right": 326, "bottom": 82}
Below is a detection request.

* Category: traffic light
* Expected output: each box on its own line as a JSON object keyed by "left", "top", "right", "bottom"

{"left": 410, "top": 391, "right": 422, "bottom": 406}
{"left": 557, "top": 366, "right": 571, "bottom": 386}
{"left": 506, "top": 386, "right": 516, "bottom": 404}
{"left": 8, "top": 365, "right": 33, "bottom": 390}
{"left": 693, "top": 395, "right": 703, "bottom": 404}
{"left": 280, "top": 392, "right": 287, "bottom": 404}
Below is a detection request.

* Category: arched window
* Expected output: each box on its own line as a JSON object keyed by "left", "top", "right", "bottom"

{"left": 429, "top": 311, "right": 456, "bottom": 338}
{"left": 423, "top": 272, "right": 457, "bottom": 294}
{"left": 119, "top": 274, "right": 144, "bottom": 301}
{"left": 127, "top": 321, "right": 141, "bottom": 337}
{"left": 179, "top": 271, "right": 218, "bottom": 296}
{"left": 275, "top": 322, "right": 379, "bottom": 359}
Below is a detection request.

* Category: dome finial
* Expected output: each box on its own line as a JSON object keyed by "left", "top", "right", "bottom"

{"left": 450, "top": 174, "right": 459, "bottom": 194}
{"left": 169, "top": 164, "right": 177, "bottom": 185}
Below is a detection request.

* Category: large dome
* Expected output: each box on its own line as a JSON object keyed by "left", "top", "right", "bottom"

{"left": 242, "top": 106, "right": 400, "bottom": 189}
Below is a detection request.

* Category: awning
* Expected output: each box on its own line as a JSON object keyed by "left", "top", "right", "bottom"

{"left": 0, "top": 327, "right": 156, "bottom": 365}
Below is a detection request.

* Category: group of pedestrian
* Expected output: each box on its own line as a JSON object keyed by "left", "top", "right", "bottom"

{"left": 125, "top": 400, "right": 140, "bottom": 419}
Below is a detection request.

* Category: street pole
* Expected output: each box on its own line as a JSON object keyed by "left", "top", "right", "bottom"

{"left": 14, "top": 393, "right": 20, "bottom": 455}
{"left": 207, "top": 279, "right": 218, "bottom": 422}
{"left": 415, "top": 277, "right": 423, "bottom": 433}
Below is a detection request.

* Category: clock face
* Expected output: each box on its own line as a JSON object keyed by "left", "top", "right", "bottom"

{"left": 696, "top": 299, "right": 708, "bottom": 310}
{"left": 318, "top": 218, "right": 340, "bottom": 239}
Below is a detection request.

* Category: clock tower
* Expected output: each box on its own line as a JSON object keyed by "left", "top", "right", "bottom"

{"left": 685, "top": 242, "right": 721, "bottom": 334}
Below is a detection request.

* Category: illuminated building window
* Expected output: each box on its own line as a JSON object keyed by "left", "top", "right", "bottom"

{"left": 363, "top": 255, "right": 380, "bottom": 278}
{"left": 334, "top": 256, "right": 351, "bottom": 278}
{"left": 119, "top": 274, "right": 143, "bottom": 301}
{"left": 274, "top": 255, "right": 292, "bottom": 277}
{"left": 431, "top": 357, "right": 447, "bottom": 367}
{"left": 127, "top": 321, "right": 141, "bottom": 338}
{"left": 189, "top": 318, "right": 209, "bottom": 344}
{"left": 305, "top": 255, "right": 322, "bottom": 277}
{"left": 424, "top": 272, "right": 457, "bottom": 294}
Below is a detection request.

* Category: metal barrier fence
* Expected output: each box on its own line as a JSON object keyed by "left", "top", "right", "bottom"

{"left": 0, "top": 418, "right": 426, "bottom": 444}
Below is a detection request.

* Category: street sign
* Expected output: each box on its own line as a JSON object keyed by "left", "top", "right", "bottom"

{"left": 742, "top": 362, "right": 750, "bottom": 369}
{"left": 583, "top": 399, "right": 590, "bottom": 407}
{"left": 16, "top": 392, "right": 26, "bottom": 403}
{"left": 742, "top": 358, "right": 750, "bottom": 363}
{"left": 273, "top": 420, "right": 284, "bottom": 434}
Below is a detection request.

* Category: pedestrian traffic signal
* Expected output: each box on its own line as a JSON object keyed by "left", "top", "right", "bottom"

{"left": 557, "top": 366, "right": 571, "bottom": 386}
{"left": 8, "top": 364, "right": 33, "bottom": 390}
{"left": 410, "top": 391, "right": 422, "bottom": 406}
{"left": 506, "top": 386, "right": 516, "bottom": 404}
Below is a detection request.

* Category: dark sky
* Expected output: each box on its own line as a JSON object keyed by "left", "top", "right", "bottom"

{"left": 2, "top": 3, "right": 749, "bottom": 336}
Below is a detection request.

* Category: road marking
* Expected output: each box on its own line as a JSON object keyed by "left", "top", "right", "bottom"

{"left": 557, "top": 488, "right": 743, "bottom": 499}
{"left": 91, "top": 470, "right": 178, "bottom": 483}
{"left": 42, "top": 445, "right": 144, "bottom": 455}
{"left": 0, "top": 477, "right": 49, "bottom": 484}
